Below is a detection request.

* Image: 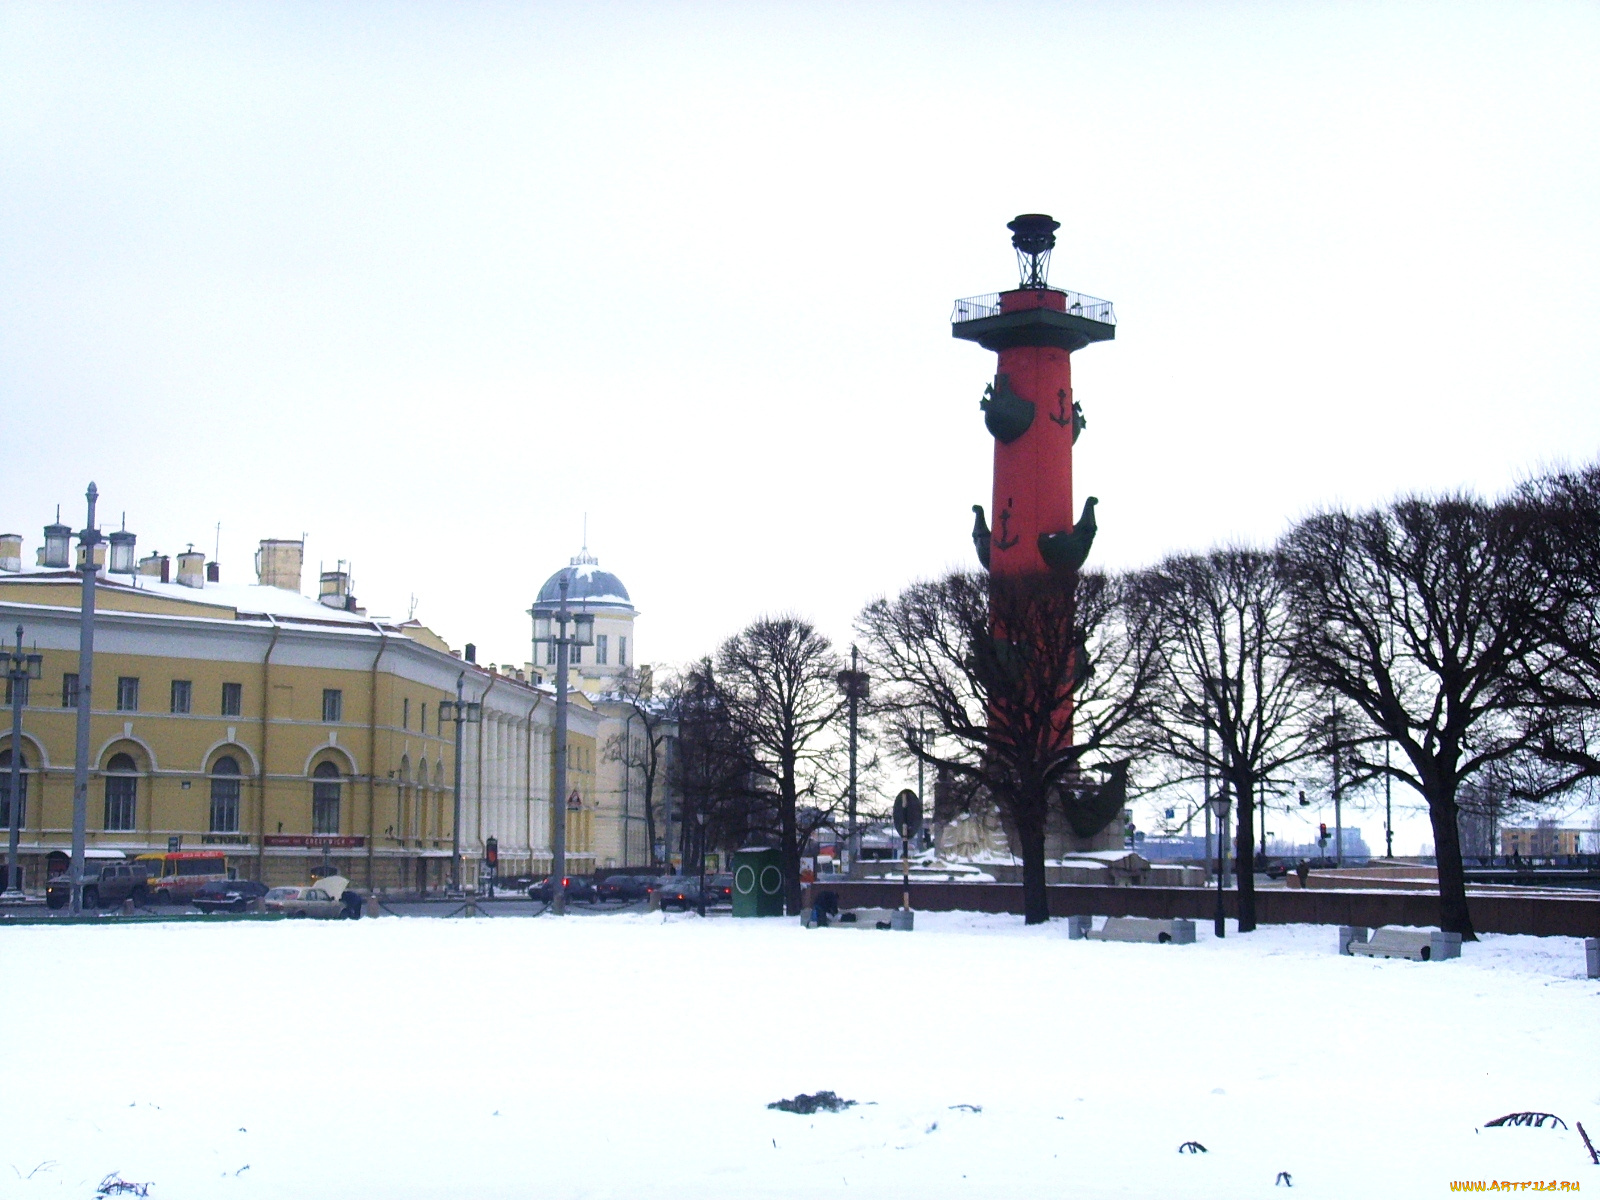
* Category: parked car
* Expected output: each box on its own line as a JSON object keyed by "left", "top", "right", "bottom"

{"left": 595, "top": 874, "right": 652, "bottom": 902}
{"left": 45, "top": 861, "right": 149, "bottom": 910}
{"left": 527, "top": 875, "right": 596, "bottom": 903}
{"left": 651, "top": 877, "right": 704, "bottom": 911}
{"left": 704, "top": 873, "right": 734, "bottom": 906}
{"left": 192, "top": 878, "right": 271, "bottom": 914}
{"left": 263, "top": 885, "right": 307, "bottom": 913}
{"left": 275, "top": 876, "right": 364, "bottom": 919}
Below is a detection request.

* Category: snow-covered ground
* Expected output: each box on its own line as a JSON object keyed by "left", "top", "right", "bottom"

{"left": 3, "top": 912, "right": 1596, "bottom": 1199}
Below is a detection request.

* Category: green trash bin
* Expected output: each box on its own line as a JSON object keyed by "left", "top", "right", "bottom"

{"left": 731, "top": 847, "right": 785, "bottom": 918}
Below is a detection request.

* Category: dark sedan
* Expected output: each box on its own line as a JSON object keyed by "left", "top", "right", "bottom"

{"left": 704, "top": 873, "right": 734, "bottom": 906}
{"left": 595, "top": 875, "right": 652, "bottom": 903}
{"left": 650, "top": 877, "right": 704, "bottom": 911}
{"left": 192, "top": 878, "right": 271, "bottom": 913}
{"left": 527, "top": 875, "right": 596, "bottom": 903}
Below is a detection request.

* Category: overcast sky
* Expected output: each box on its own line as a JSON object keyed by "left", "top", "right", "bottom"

{"left": 3, "top": 2, "right": 1596, "bottom": 848}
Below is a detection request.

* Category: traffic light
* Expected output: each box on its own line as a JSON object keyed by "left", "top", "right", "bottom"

{"left": 1319, "top": 823, "right": 1329, "bottom": 841}
{"left": 1298, "top": 790, "right": 1309, "bottom": 807}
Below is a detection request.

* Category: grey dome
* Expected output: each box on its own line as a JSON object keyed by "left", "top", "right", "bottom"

{"left": 535, "top": 558, "right": 632, "bottom": 609}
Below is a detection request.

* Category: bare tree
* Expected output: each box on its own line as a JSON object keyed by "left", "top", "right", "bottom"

{"left": 857, "top": 569, "right": 1161, "bottom": 925}
{"left": 601, "top": 666, "right": 673, "bottom": 866}
{"left": 1519, "top": 463, "right": 1600, "bottom": 785}
{"left": 1279, "top": 494, "right": 1564, "bottom": 939}
{"left": 669, "top": 658, "right": 760, "bottom": 868}
{"left": 1134, "top": 548, "right": 1324, "bottom": 931}
{"left": 714, "top": 620, "right": 846, "bottom": 914}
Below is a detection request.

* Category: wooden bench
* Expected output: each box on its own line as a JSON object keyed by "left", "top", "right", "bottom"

{"left": 1084, "top": 916, "right": 1195, "bottom": 945}
{"left": 1349, "top": 927, "right": 1461, "bottom": 961}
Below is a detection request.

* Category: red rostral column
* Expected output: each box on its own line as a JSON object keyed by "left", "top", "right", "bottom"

{"left": 953, "top": 215, "right": 1114, "bottom": 581}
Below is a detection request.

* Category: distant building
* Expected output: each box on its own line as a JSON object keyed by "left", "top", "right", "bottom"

{"left": 1500, "top": 824, "right": 1588, "bottom": 857}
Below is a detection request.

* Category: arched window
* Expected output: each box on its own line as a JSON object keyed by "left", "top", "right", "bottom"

{"left": 399, "top": 755, "right": 411, "bottom": 842}
{"left": 210, "top": 755, "right": 241, "bottom": 833}
{"left": 312, "top": 760, "right": 342, "bottom": 835}
{"left": 0, "top": 749, "right": 27, "bottom": 828}
{"left": 416, "top": 758, "right": 428, "bottom": 838}
{"left": 104, "top": 752, "right": 138, "bottom": 832}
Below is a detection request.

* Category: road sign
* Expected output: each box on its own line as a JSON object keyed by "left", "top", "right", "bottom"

{"left": 892, "top": 789, "right": 922, "bottom": 840}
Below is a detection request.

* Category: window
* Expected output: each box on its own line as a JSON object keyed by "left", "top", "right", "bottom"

{"left": 0, "top": 749, "right": 26, "bottom": 827}
{"left": 415, "top": 757, "right": 427, "bottom": 838}
{"left": 221, "top": 682, "right": 242, "bottom": 717}
{"left": 104, "top": 752, "right": 138, "bottom": 831}
{"left": 571, "top": 644, "right": 582, "bottom": 666}
{"left": 595, "top": 634, "right": 608, "bottom": 665}
{"left": 619, "top": 636, "right": 628, "bottom": 667}
{"left": 116, "top": 677, "right": 139, "bottom": 712}
{"left": 4, "top": 677, "right": 28, "bottom": 707}
{"left": 403, "top": 697, "right": 410, "bottom": 729}
{"left": 62, "top": 673, "right": 79, "bottom": 708}
{"left": 312, "top": 760, "right": 341, "bottom": 834}
{"left": 322, "top": 689, "right": 342, "bottom": 723}
{"left": 421, "top": 702, "right": 427, "bottom": 734}
{"left": 170, "top": 680, "right": 192, "bottom": 714}
{"left": 209, "top": 756, "right": 241, "bottom": 833}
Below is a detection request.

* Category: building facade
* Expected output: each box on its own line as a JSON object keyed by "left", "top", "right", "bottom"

{"left": 0, "top": 520, "right": 672, "bottom": 893}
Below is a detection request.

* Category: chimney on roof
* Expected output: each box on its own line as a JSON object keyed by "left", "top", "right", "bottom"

{"left": 465, "top": 643, "right": 477, "bottom": 664}
{"left": 176, "top": 548, "right": 206, "bottom": 589}
{"left": 319, "top": 566, "right": 350, "bottom": 609}
{"left": 256, "top": 539, "right": 304, "bottom": 592}
{"left": 206, "top": 561, "right": 219, "bottom": 583}
{"left": 139, "top": 552, "right": 170, "bottom": 583}
{"left": 0, "top": 534, "right": 21, "bottom": 573}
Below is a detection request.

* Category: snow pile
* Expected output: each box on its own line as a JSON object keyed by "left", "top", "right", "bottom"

{"left": 2, "top": 913, "right": 1596, "bottom": 1198}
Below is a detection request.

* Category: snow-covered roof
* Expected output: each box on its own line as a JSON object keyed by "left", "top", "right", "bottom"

{"left": 0, "top": 566, "right": 391, "bottom": 627}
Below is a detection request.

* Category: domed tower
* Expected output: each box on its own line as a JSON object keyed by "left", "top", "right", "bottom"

{"left": 531, "top": 550, "right": 637, "bottom": 691}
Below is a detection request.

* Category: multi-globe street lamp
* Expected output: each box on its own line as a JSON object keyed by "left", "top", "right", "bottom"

{"left": 70, "top": 484, "right": 101, "bottom": 915}
{"left": 530, "top": 570, "right": 594, "bottom": 916}
{"left": 834, "top": 647, "right": 868, "bottom": 876}
{"left": 438, "top": 673, "right": 482, "bottom": 896}
{"left": 3, "top": 625, "right": 43, "bottom": 900}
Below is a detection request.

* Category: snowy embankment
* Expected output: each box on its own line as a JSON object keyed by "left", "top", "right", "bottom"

{"left": 3, "top": 912, "right": 1596, "bottom": 1199}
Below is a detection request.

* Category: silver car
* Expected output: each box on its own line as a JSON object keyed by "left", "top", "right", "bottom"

{"left": 276, "top": 875, "right": 363, "bottom": 919}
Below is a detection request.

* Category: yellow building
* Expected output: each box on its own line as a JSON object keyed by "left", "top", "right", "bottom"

{"left": 1500, "top": 826, "right": 1585, "bottom": 857}
{"left": 0, "top": 524, "right": 618, "bottom": 892}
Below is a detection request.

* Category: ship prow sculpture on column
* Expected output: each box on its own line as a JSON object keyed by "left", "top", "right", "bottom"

{"left": 952, "top": 214, "right": 1126, "bottom": 856}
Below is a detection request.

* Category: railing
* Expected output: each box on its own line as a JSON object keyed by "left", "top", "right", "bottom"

{"left": 951, "top": 290, "right": 1117, "bottom": 326}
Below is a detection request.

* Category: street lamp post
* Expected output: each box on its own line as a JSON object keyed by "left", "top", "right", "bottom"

{"left": 4, "top": 625, "right": 43, "bottom": 899}
{"left": 835, "top": 647, "right": 869, "bottom": 877}
{"left": 531, "top": 571, "right": 594, "bottom": 916}
{"left": 1330, "top": 703, "right": 1344, "bottom": 868}
{"left": 439, "top": 673, "right": 482, "bottom": 896}
{"left": 70, "top": 484, "right": 101, "bottom": 915}
{"left": 695, "top": 808, "right": 707, "bottom": 918}
{"left": 1384, "top": 741, "right": 1393, "bottom": 859}
{"left": 1208, "top": 788, "right": 1230, "bottom": 939}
